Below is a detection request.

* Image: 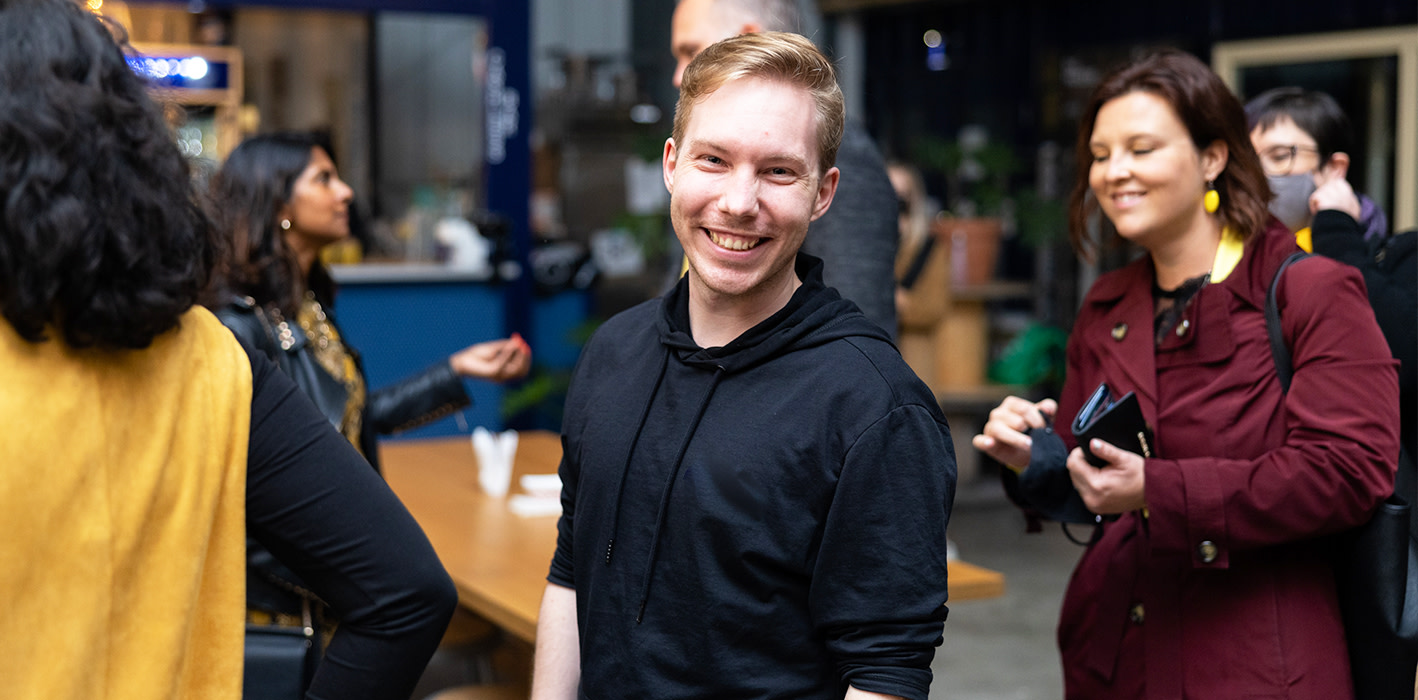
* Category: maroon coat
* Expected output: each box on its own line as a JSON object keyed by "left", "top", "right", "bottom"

{"left": 1053, "top": 223, "right": 1400, "bottom": 699}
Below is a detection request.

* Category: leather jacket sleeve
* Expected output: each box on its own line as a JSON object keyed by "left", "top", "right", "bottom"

{"left": 364, "top": 361, "right": 471, "bottom": 436}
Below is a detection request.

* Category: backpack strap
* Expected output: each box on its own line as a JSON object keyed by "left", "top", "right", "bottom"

{"left": 1265, "top": 251, "right": 1312, "bottom": 393}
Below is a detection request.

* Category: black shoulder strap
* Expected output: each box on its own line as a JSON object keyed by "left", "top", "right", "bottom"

{"left": 1266, "top": 251, "right": 1312, "bottom": 393}
{"left": 898, "top": 234, "right": 937, "bottom": 290}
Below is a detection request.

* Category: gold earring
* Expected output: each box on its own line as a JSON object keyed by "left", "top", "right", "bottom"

{"left": 1203, "top": 181, "right": 1219, "bottom": 214}
{"left": 280, "top": 219, "right": 292, "bottom": 230}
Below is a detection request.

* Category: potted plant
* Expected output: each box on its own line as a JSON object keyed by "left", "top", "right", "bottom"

{"left": 913, "top": 127, "right": 1018, "bottom": 287}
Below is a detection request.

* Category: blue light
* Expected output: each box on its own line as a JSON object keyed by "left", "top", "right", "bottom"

{"left": 126, "top": 55, "right": 227, "bottom": 90}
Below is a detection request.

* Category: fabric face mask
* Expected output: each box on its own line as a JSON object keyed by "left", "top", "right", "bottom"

{"left": 1267, "top": 173, "right": 1317, "bottom": 231}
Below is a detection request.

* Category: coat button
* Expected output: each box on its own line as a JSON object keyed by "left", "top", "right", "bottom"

{"left": 1176, "top": 319, "right": 1191, "bottom": 337}
{"left": 1128, "top": 603, "right": 1145, "bottom": 625}
{"left": 1111, "top": 323, "right": 1128, "bottom": 341}
{"left": 1197, "top": 540, "right": 1219, "bottom": 563}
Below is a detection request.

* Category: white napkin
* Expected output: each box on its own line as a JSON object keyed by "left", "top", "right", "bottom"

{"left": 508, "top": 494, "right": 563, "bottom": 518}
{"left": 507, "top": 473, "right": 564, "bottom": 518}
{"left": 471, "top": 427, "right": 518, "bottom": 498}
{"left": 519, "top": 473, "right": 562, "bottom": 498}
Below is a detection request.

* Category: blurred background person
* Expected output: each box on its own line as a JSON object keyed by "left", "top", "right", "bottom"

{"left": 1245, "top": 87, "right": 1389, "bottom": 247}
{"left": 0, "top": 1, "right": 455, "bottom": 698}
{"left": 670, "top": 0, "right": 900, "bottom": 338}
{"left": 889, "top": 160, "right": 950, "bottom": 394}
{"left": 972, "top": 50, "right": 1399, "bottom": 698}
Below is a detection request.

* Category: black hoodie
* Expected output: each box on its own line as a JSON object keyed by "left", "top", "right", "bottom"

{"left": 549, "top": 255, "right": 956, "bottom": 699}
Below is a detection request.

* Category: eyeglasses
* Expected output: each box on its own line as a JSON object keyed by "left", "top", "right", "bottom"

{"left": 1258, "top": 144, "right": 1320, "bottom": 176}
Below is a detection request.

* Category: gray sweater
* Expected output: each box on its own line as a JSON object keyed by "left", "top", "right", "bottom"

{"left": 802, "top": 120, "right": 898, "bottom": 339}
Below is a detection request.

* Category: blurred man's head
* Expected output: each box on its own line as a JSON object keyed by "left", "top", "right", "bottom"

{"left": 671, "top": 0, "right": 801, "bottom": 87}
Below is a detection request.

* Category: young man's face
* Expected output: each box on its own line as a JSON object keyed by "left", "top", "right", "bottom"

{"left": 663, "top": 76, "right": 838, "bottom": 306}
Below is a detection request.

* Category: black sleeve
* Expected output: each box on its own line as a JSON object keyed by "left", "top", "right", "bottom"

{"left": 244, "top": 345, "right": 457, "bottom": 700}
{"left": 1310, "top": 213, "right": 1415, "bottom": 360}
{"left": 364, "top": 362, "right": 471, "bottom": 436}
{"left": 1015, "top": 426, "right": 1098, "bottom": 525}
{"left": 1311, "top": 211, "right": 1417, "bottom": 454}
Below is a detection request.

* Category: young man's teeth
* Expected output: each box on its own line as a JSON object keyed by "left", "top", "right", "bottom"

{"left": 709, "top": 231, "right": 760, "bottom": 251}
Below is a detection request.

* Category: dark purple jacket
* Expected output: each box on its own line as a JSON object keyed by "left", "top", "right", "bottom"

{"left": 1054, "top": 222, "right": 1399, "bottom": 699}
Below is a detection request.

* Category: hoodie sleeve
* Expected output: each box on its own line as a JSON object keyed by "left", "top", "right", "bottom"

{"left": 547, "top": 430, "right": 577, "bottom": 589}
{"left": 548, "top": 323, "right": 603, "bottom": 591}
{"left": 809, "top": 404, "right": 955, "bottom": 700}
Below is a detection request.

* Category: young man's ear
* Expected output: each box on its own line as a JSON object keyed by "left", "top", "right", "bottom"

{"left": 810, "top": 167, "right": 840, "bottom": 222}
{"left": 663, "top": 138, "right": 678, "bottom": 194}
{"left": 1319, "top": 151, "right": 1351, "bottom": 184}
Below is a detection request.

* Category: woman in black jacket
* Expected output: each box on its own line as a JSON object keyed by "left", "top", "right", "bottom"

{"left": 205, "top": 133, "right": 529, "bottom": 678}
{"left": 207, "top": 132, "right": 530, "bottom": 471}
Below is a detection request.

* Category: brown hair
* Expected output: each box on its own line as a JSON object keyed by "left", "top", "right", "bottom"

{"left": 1067, "top": 49, "right": 1272, "bottom": 260}
{"left": 672, "top": 31, "right": 844, "bottom": 173}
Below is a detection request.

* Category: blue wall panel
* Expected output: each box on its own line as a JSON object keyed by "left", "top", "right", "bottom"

{"left": 333, "top": 282, "right": 507, "bottom": 440}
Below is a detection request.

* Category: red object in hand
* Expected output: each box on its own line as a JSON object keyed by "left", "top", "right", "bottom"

{"left": 510, "top": 332, "right": 531, "bottom": 356}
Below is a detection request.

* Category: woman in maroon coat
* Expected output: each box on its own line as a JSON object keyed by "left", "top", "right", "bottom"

{"left": 973, "top": 51, "right": 1400, "bottom": 699}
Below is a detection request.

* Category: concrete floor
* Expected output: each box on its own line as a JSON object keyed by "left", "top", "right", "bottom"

{"left": 930, "top": 479, "right": 1084, "bottom": 700}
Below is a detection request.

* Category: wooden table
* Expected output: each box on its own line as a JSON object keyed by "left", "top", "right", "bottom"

{"left": 382, "top": 433, "right": 1005, "bottom": 644}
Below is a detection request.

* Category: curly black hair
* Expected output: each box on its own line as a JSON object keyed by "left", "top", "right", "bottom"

{"left": 0, "top": 0, "right": 218, "bottom": 350}
{"left": 204, "top": 132, "right": 325, "bottom": 317}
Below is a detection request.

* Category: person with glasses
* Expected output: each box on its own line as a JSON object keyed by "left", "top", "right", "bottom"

{"left": 1245, "top": 87, "right": 1389, "bottom": 248}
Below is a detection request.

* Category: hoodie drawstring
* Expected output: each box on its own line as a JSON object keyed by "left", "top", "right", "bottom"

{"left": 603, "top": 350, "right": 671, "bottom": 566}
{"left": 634, "top": 365, "right": 725, "bottom": 623}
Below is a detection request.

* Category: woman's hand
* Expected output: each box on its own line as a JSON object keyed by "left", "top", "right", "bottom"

{"left": 971, "top": 396, "right": 1057, "bottom": 472}
{"left": 1066, "top": 439, "right": 1146, "bottom": 514}
{"left": 449, "top": 333, "right": 532, "bottom": 383}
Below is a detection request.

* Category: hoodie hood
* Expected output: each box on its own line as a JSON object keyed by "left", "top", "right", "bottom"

{"left": 655, "top": 253, "right": 892, "bottom": 374}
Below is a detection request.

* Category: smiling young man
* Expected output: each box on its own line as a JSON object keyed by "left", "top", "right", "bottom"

{"left": 669, "top": 0, "right": 900, "bottom": 340}
{"left": 531, "top": 32, "right": 956, "bottom": 700}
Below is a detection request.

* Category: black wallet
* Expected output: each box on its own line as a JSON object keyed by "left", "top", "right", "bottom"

{"left": 1070, "top": 382, "right": 1155, "bottom": 467}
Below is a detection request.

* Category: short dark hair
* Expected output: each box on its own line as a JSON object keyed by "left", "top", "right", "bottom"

{"left": 1244, "top": 87, "right": 1354, "bottom": 163}
{"left": 1067, "top": 50, "right": 1272, "bottom": 259}
{"left": 207, "top": 132, "right": 325, "bottom": 316}
{"left": 0, "top": 0, "right": 216, "bottom": 350}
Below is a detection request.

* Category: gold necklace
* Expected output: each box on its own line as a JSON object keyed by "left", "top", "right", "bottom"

{"left": 296, "top": 291, "right": 367, "bottom": 452}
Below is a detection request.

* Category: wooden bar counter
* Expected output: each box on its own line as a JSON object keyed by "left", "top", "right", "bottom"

{"left": 381, "top": 432, "right": 1004, "bottom": 644}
